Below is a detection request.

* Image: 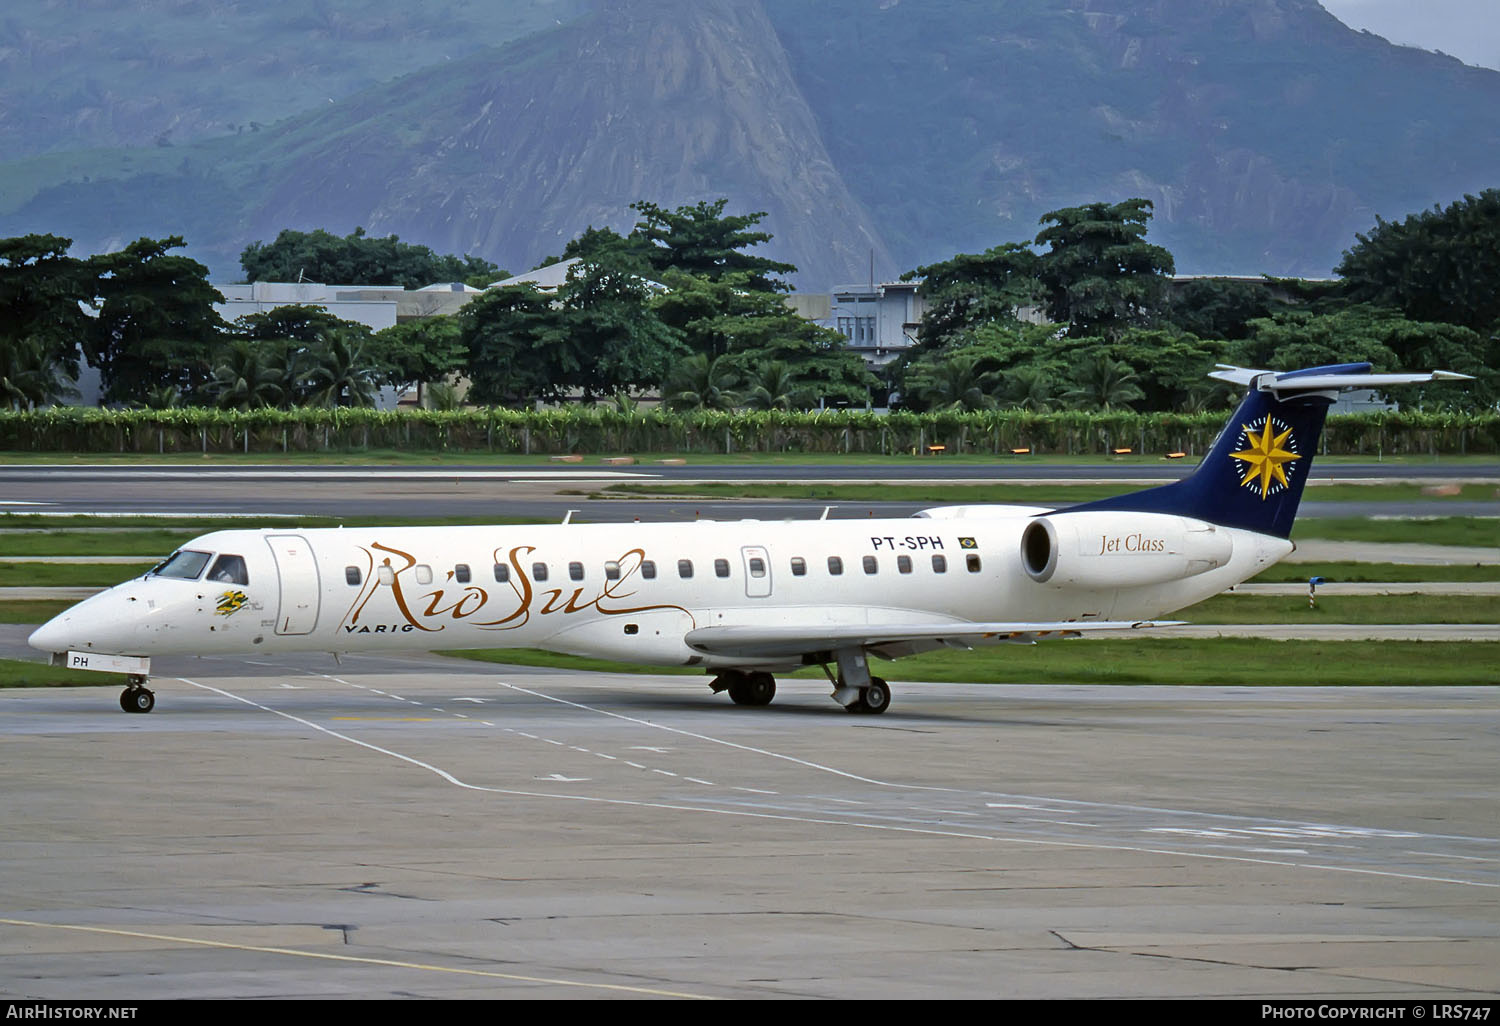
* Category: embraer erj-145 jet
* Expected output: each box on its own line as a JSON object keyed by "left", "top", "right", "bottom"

{"left": 29, "top": 363, "right": 1469, "bottom": 715}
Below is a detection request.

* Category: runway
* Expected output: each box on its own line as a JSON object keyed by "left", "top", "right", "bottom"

{"left": 1, "top": 645, "right": 1497, "bottom": 999}
{"left": 2, "top": 461, "right": 1497, "bottom": 522}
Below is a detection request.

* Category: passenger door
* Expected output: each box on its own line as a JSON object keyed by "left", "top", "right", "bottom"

{"left": 265, "top": 534, "right": 321, "bottom": 635}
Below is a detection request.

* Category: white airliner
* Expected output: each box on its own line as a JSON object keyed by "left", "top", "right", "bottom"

{"left": 28, "top": 363, "right": 1469, "bottom": 715}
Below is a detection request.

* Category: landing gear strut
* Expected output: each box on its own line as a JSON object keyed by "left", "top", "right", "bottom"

{"left": 120, "top": 674, "right": 155, "bottom": 714}
{"left": 829, "top": 649, "right": 892, "bottom": 715}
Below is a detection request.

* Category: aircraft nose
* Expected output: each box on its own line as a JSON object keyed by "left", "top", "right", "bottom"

{"left": 28, "top": 613, "right": 74, "bottom": 654}
{"left": 28, "top": 612, "right": 70, "bottom": 654}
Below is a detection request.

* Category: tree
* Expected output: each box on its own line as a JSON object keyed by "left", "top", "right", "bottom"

{"left": 369, "top": 316, "right": 469, "bottom": 398}
{"left": 85, "top": 236, "right": 225, "bottom": 404}
{"left": 461, "top": 255, "right": 684, "bottom": 404}
{"left": 1230, "top": 306, "right": 1498, "bottom": 411}
{"left": 206, "top": 339, "right": 284, "bottom": 410}
{"left": 549, "top": 257, "right": 686, "bottom": 401}
{"left": 1159, "top": 277, "right": 1282, "bottom": 341}
{"left": 663, "top": 353, "right": 742, "bottom": 412}
{"left": 304, "top": 334, "right": 380, "bottom": 407}
{"left": 0, "top": 234, "right": 96, "bottom": 385}
{"left": 653, "top": 270, "right": 875, "bottom": 408}
{"left": 1335, "top": 190, "right": 1500, "bottom": 334}
{"left": 1034, "top": 199, "right": 1175, "bottom": 339}
{"left": 630, "top": 199, "right": 797, "bottom": 292}
{"left": 904, "top": 354, "right": 999, "bottom": 412}
{"left": 903, "top": 242, "right": 1044, "bottom": 349}
{"left": 0, "top": 337, "right": 77, "bottom": 410}
{"left": 1062, "top": 355, "right": 1146, "bottom": 411}
{"left": 229, "top": 304, "right": 379, "bottom": 407}
{"left": 240, "top": 227, "right": 501, "bottom": 289}
{"left": 742, "top": 361, "right": 800, "bottom": 411}
{"left": 460, "top": 283, "right": 556, "bottom": 406}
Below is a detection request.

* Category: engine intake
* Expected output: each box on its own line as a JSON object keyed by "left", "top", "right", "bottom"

{"left": 1020, "top": 511, "right": 1233, "bottom": 589}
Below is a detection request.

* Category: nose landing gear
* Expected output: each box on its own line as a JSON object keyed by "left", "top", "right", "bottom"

{"left": 120, "top": 675, "right": 155, "bottom": 714}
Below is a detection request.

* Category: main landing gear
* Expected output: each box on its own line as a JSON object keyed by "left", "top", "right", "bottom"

{"left": 708, "top": 654, "right": 893, "bottom": 715}
{"left": 710, "top": 670, "right": 777, "bottom": 707}
{"left": 120, "top": 674, "right": 155, "bottom": 714}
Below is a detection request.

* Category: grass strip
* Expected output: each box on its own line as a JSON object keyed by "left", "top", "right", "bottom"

{"left": 0, "top": 563, "right": 153, "bottom": 587}
{"left": 1291, "top": 517, "right": 1498, "bottom": 548}
{"left": 1249, "top": 562, "right": 1500, "bottom": 583}
{"left": 0, "top": 657, "right": 125, "bottom": 689}
{"left": 1180, "top": 593, "right": 1500, "bottom": 624}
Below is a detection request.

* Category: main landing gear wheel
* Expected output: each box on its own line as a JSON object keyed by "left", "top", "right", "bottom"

{"left": 721, "top": 670, "right": 777, "bottom": 707}
{"left": 120, "top": 677, "right": 155, "bottom": 714}
{"left": 846, "top": 677, "right": 891, "bottom": 715}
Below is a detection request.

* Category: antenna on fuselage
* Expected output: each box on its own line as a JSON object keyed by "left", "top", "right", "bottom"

{"left": 820, "top": 506, "right": 835, "bottom": 521}
{"left": 562, "top": 510, "right": 578, "bottom": 525}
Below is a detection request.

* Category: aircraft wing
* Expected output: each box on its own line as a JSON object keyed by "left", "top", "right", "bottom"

{"left": 683, "top": 620, "right": 1178, "bottom": 661}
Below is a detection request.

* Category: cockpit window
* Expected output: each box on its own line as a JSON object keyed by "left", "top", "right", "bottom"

{"left": 207, "top": 554, "right": 249, "bottom": 586}
{"left": 150, "top": 549, "right": 212, "bottom": 580}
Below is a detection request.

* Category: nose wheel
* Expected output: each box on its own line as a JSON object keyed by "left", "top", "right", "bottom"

{"left": 120, "top": 676, "right": 155, "bottom": 714}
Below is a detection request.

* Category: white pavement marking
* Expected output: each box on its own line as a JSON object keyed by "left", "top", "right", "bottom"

{"left": 180, "top": 667, "right": 1500, "bottom": 892}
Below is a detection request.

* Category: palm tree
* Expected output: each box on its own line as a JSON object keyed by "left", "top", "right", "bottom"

{"left": 1063, "top": 355, "right": 1145, "bottom": 411}
{"left": 0, "top": 338, "right": 77, "bottom": 411}
{"left": 305, "top": 335, "right": 379, "bottom": 408}
{"left": 1001, "top": 365, "right": 1058, "bottom": 411}
{"left": 911, "top": 355, "right": 998, "bottom": 411}
{"left": 663, "top": 353, "right": 741, "bottom": 411}
{"left": 207, "top": 340, "right": 283, "bottom": 410}
{"left": 742, "top": 361, "right": 800, "bottom": 411}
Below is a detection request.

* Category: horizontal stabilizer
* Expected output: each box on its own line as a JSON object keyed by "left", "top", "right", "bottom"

{"left": 1209, "top": 364, "right": 1473, "bottom": 395}
{"left": 685, "top": 620, "right": 1179, "bottom": 660}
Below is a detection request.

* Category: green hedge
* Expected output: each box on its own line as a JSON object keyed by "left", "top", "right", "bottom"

{"left": 1, "top": 406, "right": 1496, "bottom": 456}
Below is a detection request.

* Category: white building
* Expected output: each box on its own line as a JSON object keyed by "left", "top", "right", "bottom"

{"left": 827, "top": 281, "right": 926, "bottom": 369}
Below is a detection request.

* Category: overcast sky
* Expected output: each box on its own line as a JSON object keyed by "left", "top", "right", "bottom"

{"left": 1320, "top": 0, "right": 1500, "bottom": 72}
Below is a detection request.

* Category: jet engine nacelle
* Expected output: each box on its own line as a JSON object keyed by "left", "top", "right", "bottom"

{"left": 1020, "top": 511, "right": 1234, "bottom": 589}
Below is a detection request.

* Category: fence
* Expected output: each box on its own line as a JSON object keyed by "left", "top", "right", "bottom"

{"left": 2, "top": 406, "right": 1496, "bottom": 456}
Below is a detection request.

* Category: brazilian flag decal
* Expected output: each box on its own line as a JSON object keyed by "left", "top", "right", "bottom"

{"left": 958, "top": 537, "right": 978, "bottom": 549}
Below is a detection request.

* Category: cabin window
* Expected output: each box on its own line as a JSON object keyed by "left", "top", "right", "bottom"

{"left": 150, "top": 549, "right": 211, "bottom": 581}
{"left": 714, "top": 558, "right": 730, "bottom": 578}
{"left": 415, "top": 564, "right": 433, "bottom": 586}
{"left": 532, "top": 562, "right": 549, "bottom": 582}
{"left": 932, "top": 554, "right": 947, "bottom": 573}
{"left": 377, "top": 565, "right": 395, "bottom": 586}
{"left": 641, "top": 560, "right": 657, "bottom": 579}
{"left": 569, "top": 561, "right": 584, "bottom": 581}
{"left": 967, "top": 554, "right": 982, "bottom": 573}
{"left": 605, "top": 561, "right": 620, "bottom": 581}
{"left": 748, "top": 557, "right": 766, "bottom": 578}
{"left": 678, "top": 559, "right": 694, "bottom": 579}
{"left": 454, "top": 563, "right": 471, "bottom": 584}
{"left": 897, "top": 555, "right": 912, "bottom": 574}
{"left": 207, "top": 554, "right": 249, "bottom": 585}
{"left": 862, "top": 555, "right": 878, "bottom": 575}
{"left": 827, "top": 556, "right": 844, "bottom": 576}
{"left": 345, "top": 566, "right": 362, "bottom": 586}
{"left": 790, "top": 557, "right": 806, "bottom": 577}
{"left": 493, "top": 563, "right": 510, "bottom": 583}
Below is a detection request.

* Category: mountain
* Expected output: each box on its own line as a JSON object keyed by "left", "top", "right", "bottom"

{"left": 1, "top": 0, "right": 1497, "bottom": 288}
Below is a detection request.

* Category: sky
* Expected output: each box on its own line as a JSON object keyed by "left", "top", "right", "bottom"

{"left": 1319, "top": 0, "right": 1500, "bottom": 72}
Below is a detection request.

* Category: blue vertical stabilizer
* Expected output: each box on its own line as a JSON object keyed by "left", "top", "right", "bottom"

{"left": 1060, "top": 362, "right": 1469, "bottom": 538}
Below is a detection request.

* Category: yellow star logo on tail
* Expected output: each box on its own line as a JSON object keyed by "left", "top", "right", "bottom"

{"left": 1230, "top": 417, "right": 1300, "bottom": 499}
